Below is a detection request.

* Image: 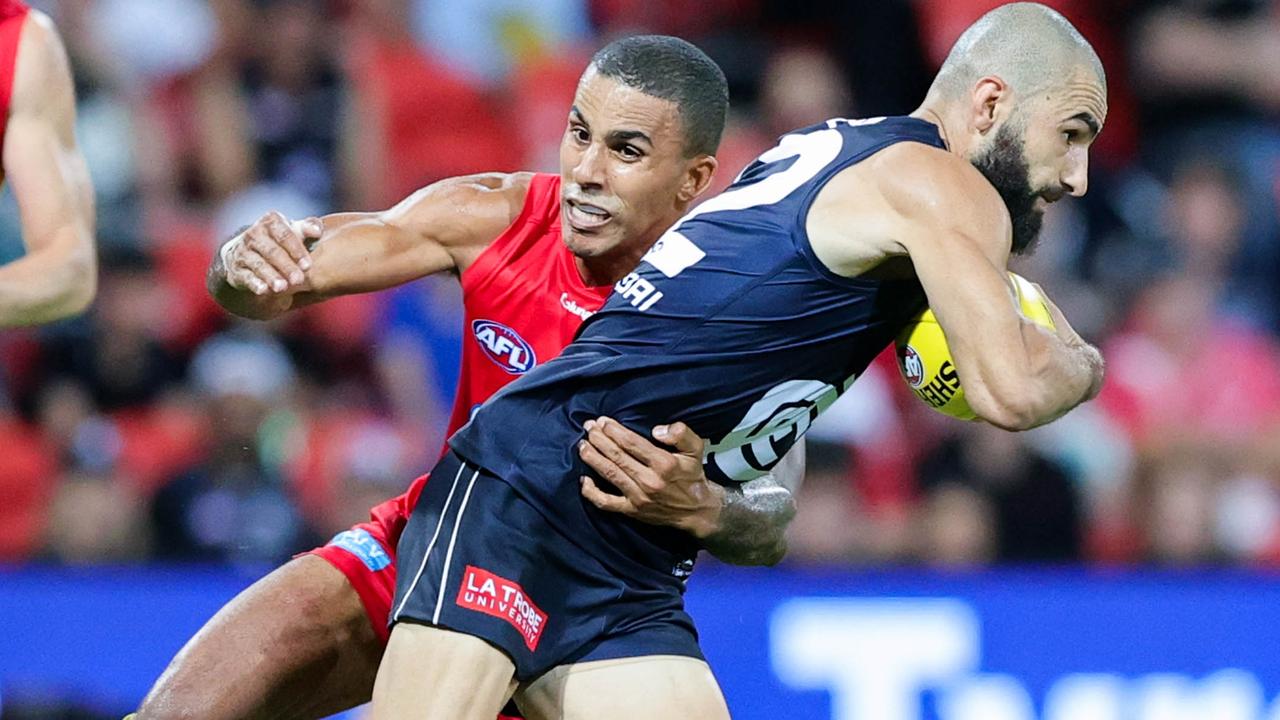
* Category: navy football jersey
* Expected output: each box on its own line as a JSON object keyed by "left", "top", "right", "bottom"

{"left": 450, "top": 116, "right": 944, "bottom": 575}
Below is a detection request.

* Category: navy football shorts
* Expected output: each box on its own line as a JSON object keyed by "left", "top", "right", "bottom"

{"left": 389, "top": 450, "right": 704, "bottom": 680}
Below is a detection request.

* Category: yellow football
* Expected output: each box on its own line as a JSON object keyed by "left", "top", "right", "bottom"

{"left": 895, "top": 272, "right": 1056, "bottom": 420}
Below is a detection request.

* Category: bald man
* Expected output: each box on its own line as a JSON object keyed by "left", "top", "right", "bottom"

{"left": 0, "top": 1, "right": 95, "bottom": 326}
{"left": 373, "top": 4, "right": 1106, "bottom": 718}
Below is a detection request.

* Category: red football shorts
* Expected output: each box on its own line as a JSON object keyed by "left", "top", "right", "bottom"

{"left": 305, "top": 474, "right": 429, "bottom": 643}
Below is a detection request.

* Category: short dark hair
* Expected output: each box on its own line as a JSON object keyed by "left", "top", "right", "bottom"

{"left": 589, "top": 35, "right": 729, "bottom": 157}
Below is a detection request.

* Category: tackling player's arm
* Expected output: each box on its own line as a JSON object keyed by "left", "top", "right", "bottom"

{"left": 0, "top": 11, "right": 96, "bottom": 326}
{"left": 579, "top": 418, "right": 801, "bottom": 567}
{"left": 207, "top": 173, "right": 533, "bottom": 320}
{"left": 809, "top": 143, "right": 1102, "bottom": 431}
{"left": 699, "top": 440, "right": 801, "bottom": 566}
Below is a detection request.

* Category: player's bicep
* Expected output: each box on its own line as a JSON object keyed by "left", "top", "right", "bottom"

{"left": 382, "top": 172, "right": 532, "bottom": 270}
{"left": 3, "top": 12, "right": 93, "bottom": 256}
{"left": 897, "top": 209, "right": 1017, "bottom": 341}
{"left": 302, "top": 174, "right": 530, "bottom": 296}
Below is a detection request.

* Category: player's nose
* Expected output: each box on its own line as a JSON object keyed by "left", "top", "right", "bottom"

{"left": 1063, "top": 150, "right": 1089, "bottom": 198}
{"left": 572, "top": 142, "right": 608, "bottom": 189}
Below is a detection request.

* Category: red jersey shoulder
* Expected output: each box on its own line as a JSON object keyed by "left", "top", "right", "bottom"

{"left": 0, "top": 0, "right": 29, "bottom": 153}
{"left": 0, "top": 1, "right": 27, "bottom": 22}
{"left": 443, "top": 173, "right": 612, "bottom": 438}
{"left": 460, "top": 173, "right": 562, "bottom": 295}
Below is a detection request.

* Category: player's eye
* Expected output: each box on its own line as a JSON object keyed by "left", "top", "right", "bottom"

{"left": 617, "top": 145, "right": 642, "bottom": 161}
{"left": 570, "top": 126, "right": 589, "bottom": 144}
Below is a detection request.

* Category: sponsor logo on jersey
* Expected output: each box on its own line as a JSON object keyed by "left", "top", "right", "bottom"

{"left": 615, "top": 272, "right": 664, "bottom": 312}
{"left": 559, "top": 292, "right": 595, "bottom": 321}
{"left": 472, "top": 319, "right": 537, "bottom": 374}
{"left": 898, "top": 345, "right": 924, "bottom": 388}
{"left": 704, "top": 378, "right": 847, "bottom": 484}
{"left": 329, "top": 528, "right": 391, "bottom": 571}
{"left": 456, "top": 565, "right": 547, "bottom": 651}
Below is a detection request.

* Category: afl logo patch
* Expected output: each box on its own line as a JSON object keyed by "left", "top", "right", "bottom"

{"left": 898, "top": 344, "right": 925, "bottom": 388}
{"left": 472, "top": 319, "right": 537, "bottom": 374}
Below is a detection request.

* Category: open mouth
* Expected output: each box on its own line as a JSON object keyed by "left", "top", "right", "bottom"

{"left": 565, "top": 200, "right": 614, "bottom": 231}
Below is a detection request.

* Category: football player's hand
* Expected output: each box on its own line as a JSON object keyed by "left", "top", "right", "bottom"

{"left": 223, "top": 212, "right": 320, "bottom": 296}
{"left": 578, "top": 417, "right": 724, "bottom": 539}
{"left": 1031, "top": 282, "right": 1086, "bottom": 347}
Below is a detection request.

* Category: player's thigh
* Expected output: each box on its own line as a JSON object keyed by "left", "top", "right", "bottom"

{"left": 137, "top": 554, "right": 382, "bottom": 720}
{"left": 371, "top": 622, "right": 518, "bottom": 720}
{"left": 516, "top": 655, "right": 731, "bottom": 720}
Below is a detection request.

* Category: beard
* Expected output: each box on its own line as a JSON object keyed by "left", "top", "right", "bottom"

{"left": 971, "top": 123, "right": 1044, "bottom": 256}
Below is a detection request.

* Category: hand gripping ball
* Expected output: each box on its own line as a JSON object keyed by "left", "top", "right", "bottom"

{"left": 895, "top": 272, "right": 1056, "bottom": 420}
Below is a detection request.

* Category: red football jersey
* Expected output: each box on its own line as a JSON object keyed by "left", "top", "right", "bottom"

{"left": 313, "top": 173, "right": 612, "bottom": 657}
{"left": 444, "top": 172, "right": 612, "bottom": 438}
{"left": 0, "top": 1, "right": 29, "bottom": 159}
{"left": 375, "top": 172, "right": 611, "bottom": 526}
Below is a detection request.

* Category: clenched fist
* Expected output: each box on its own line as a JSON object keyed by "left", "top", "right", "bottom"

{"left": 222, "top": 212, "right": 322, "bottom": 296}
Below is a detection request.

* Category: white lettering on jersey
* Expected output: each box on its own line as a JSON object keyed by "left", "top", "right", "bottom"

{"left": 476, "top": 326, "right": 524, "bottom": 365}
{"left": 472, "top": 319, "right": 537, "bottom": 374}
{"left": 825, "top": 116, "right": 887, "bottom": 131}
{"left": 559, "top": 292, "right": 594, "bottom": 321}
{"left": 623, "top": 122, "right": 855, "bottom": 312}
{"left": 615, "top": 272, "right": 664, "bottom": 311}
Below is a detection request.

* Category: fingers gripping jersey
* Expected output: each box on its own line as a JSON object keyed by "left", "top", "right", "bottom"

{"left": 451, "top": 116, "right": 944, "bottom": 574}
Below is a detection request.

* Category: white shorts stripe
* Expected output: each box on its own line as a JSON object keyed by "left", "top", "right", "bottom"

{"left": 392, "top": 460, "right": 468, "bottom": 623}
{"left": 433, "top": 466, "right": 481, "bottom": 624}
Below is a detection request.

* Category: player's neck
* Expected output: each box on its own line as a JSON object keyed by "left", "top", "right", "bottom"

{"left": 575, "top": 251, "right": 643, "bottom": 288}
{"left": 910, "top": 104, "right": 963, "bottom": 157}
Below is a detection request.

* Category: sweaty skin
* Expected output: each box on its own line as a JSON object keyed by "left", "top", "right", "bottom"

{"left": 369, "top": 8, "right": 1106, "bottom": 717}
{"left": 0, "top": 10, "right": 95, "bottom": 326}
{"left": 140, "top": 71, "right": 799, "bottom": 720}
{"left": 807, "top": 79, "right": 1105, "bottom": 430}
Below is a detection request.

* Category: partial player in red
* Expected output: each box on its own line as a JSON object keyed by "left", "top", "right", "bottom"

{"left": 135, "top": 36, "right": 800, "bottom": 720}
{"left": 0, "top": 0, "right": 95, "bottom": 325}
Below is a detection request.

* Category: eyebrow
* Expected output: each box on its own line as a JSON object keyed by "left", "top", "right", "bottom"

{"left": 606, "top": 129, "right": 653, "bottom": 148}
{"left": 1070, "top": 112, "right": 1101, "bottom": 137}
{"left": 568, "top": 106, "right": 654, "bottom": 148}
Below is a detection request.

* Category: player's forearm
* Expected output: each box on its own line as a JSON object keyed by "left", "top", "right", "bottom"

{"left": 1048, "top": 339, "right": 1104, "bottom": 409}
{"left": 299, "top": 213, "right": 438, "bottom": 296}
{"left": 1019, "top": 328, "right": 1105, "bottom": 428}
{"left": 0, "top": 225, "right": 95, "bottom": 326}
{"left": 699, "top": 478, "right": 797, "bottom": 567}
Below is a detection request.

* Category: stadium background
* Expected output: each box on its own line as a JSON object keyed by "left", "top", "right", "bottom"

{"left": 3, "top": 0, "right": 1280, "bottom": 718}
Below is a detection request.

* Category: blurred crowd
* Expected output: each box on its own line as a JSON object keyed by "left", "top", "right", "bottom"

{"left": 3, "top": 0, "right": 1280, "bottom": 571}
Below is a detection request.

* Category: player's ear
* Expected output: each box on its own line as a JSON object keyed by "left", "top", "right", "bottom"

{"left": 970, "top": 76, "right": 1007, "bottom": 135}
{"left": 678, "top": 154, "right": 718, "bottom": 203}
